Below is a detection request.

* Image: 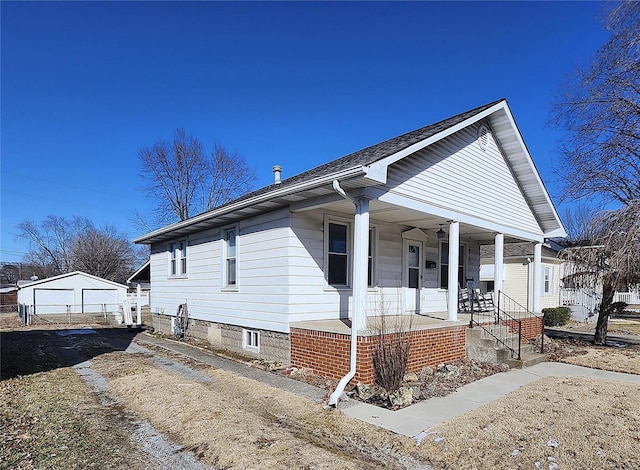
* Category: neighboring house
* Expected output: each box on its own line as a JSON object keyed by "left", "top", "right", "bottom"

{"left": 0, "top": 286, "right": 18, "bottom": 312}
{"left": 134, "top": 99, "right": 566, "bottom": 383}
{"left": 126, "top": 260, "right": 151, "bottom": 310}
{"left": 480, "top": 242, "right": 562, "bottom": 312}
{"left": 127, "top": 260, "right": 150, "bottom": 292}
{"left": 17, "top": 271, "right": 127, "bottom": 316}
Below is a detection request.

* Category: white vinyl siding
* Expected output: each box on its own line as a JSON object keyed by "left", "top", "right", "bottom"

{"left": 385, "top": 123, "right": 542, "bottom": 237}
{"left": 503, "top": 263, "right": 529, "bottom": 308}
{"left": 149, "top": 209, "right": 293, "bottom": 333}
{"left": 287, "top": 212, "right": 480, "bottom": 321}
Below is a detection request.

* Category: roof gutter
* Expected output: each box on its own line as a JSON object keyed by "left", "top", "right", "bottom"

{"left": 134, "top": 167, "right": 366, "bottom": 244}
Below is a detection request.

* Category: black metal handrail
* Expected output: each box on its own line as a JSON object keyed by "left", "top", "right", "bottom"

{"left": 467, "top": 288, "right": 522, "bottom": 360}
{"left": 495, "top": 290, "right": 545, "bottom": 354}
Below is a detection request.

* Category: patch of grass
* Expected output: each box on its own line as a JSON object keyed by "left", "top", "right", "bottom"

{"left": 561, "top": 345, "right": 640, "bottom": 374}
{"left": 0, "top": 369, "right": 144, "bottom": 469}
{"left": 417, "top": 377, "right": 640, "bottom": 469}
{"left": 91, "top": 351, "right": 427, "bottom": 469}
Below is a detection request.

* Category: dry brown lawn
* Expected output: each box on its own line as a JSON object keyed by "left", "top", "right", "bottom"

{"left": 418, "top": 376, "right": 640, "bottom": 469}
{"left": 91, "top": 351, "right": 427, "bottom": 469}
{"left": 89, "top": 339, "right": 640, "bottom": 470}
{"left": 561, "top": 346, "right": 640, "bottom": 374}
{"left": 3, "top": 313, "right": 640, "bottom": 469}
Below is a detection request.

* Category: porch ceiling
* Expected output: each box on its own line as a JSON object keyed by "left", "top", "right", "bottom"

{"left": 306, "top": 197, "right": 524, "bottom": 244}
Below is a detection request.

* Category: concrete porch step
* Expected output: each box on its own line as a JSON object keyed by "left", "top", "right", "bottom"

{"left": 507, "top": 352, "right": 548, "bottom": 369}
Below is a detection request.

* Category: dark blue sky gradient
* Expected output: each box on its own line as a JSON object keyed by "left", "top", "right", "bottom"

{"left": 1, "top": 1, "right": 608, "bottom": 262}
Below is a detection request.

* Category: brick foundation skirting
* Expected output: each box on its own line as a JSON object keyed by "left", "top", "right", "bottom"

{"left": 503, "top": 316, "right": 544, "bottom": 342}
{"left": 290, "top": 325, "right": 468, "bottom": 385}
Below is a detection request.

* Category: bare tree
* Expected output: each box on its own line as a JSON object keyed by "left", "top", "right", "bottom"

{"left": 552, "top": 1, "right": 640, "bottom": 344}
{"left": 0, "top": 264, "right": 19, "bottom": 285}
{"left": 561, "top": 204, "right": 598, "bottom": 244}
{"left": 72, "top": 225, "right": 143, "bottom": 284}
{"left": 17, "top": 216, "right": 91, "bottom": 276}
{"left": 138, "top": 128, "right": 256, "bottom": 225}
{"left": 17, "top": 216, "right": 143, "bottom": 284}
{"left": 551, "top": 1, "right": 640, "bottom": 206}
{"left": 561, "top": 203, "right": 640, "bottom": 344}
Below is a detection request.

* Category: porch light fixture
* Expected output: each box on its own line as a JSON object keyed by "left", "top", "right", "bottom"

{"left": 436, "top": 224, "right": 446, "bottom": 239}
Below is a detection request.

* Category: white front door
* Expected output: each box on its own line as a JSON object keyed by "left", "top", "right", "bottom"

{"left": 404, "top": 239, "right": 423, "bottom": 313}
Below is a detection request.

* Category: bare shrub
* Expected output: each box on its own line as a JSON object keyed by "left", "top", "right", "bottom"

{"left": 370, "top": 293, "right": 413, "bottom": 392}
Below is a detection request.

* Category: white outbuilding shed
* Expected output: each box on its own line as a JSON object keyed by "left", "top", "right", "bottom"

{"left": 17, "top": 271, "right": 127, "bottom": 315}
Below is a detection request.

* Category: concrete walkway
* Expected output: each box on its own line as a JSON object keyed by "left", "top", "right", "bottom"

{"left": 340, "top": 362, "right": 640, "bottom": 438}
{"left": 134, "top": 332, "right": 640, "bottom": 440}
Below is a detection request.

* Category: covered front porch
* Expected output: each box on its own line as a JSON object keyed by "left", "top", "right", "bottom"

{"left": 290, "top": 302, "right": 545, "bottom": 385}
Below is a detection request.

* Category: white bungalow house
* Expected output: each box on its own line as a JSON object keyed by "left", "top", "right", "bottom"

{"left": 134, "top": 99, "right": 566, "bottom": 385}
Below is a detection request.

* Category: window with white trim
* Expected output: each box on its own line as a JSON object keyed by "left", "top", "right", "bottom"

{"left": 328, "top": 221, "right": 349, "bottom": 286}
{"left": 169, "top": 240, "right": 188, "bottom": 277}
{"left": 224, "top": 228, "right": 237, "bottom": 287}
{"left": 243, "top": 329, "right": 259, "bottom": 350}
{"left": 544, "top": 266, "right": 552, "bottom": 294}
{"left": 439, "top": 241, "right": 466, "bottom": 289}
{"left": 325, "top": 218, "right": 376, "bottom": 288}
{"left": 368, "top": 228, "right": 376, "bottom": 287}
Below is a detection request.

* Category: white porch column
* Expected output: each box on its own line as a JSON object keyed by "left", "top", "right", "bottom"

{"left": 136, "top": 283, "right": 142, "bottom": 326}
{"left": 494, "top": 233, "right": 504, "bottom": 298}
{"left": 447, "top": 221, "right": 459, "bottom": 321}
{"left": 533, "top": 242, "right": 542, "bottom": 314}
{"left": 352, "top": 197, "right": 370, "bottom": 332}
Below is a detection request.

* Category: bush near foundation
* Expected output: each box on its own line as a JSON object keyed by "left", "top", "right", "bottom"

{"left": 543, "top": 307, "right": 571, "bottom": 327}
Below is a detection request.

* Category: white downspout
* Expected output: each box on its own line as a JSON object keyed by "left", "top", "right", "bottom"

{"left": 328, "top": 180, "right": 369, "bottom": 407}
{"left": 136, "top": 283, "right": 142, "bottom": 326}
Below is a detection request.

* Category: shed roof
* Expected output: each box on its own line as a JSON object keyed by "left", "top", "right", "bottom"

{"left": 17, "top": 271, "right": 128, "bottom": 289}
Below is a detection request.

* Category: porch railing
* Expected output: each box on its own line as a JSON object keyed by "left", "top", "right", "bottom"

{"left": 468, "top": 289, "right": 545, "bottom": 360}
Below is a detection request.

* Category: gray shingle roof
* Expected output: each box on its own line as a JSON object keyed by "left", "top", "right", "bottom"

{"left": 135, "top": 98, "right": 517, "bottom": 244}
{"left": 221, "top": 99, "right": 506, "bottom": 206}
{"left": 480, "top": 242, "right": 560, "bottom": 260}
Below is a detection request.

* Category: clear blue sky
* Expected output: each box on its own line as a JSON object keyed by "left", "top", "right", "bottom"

{"left": 1, "top": 1, "right": 608, "bottom": 264}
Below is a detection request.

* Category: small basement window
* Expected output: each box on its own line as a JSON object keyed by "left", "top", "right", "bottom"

{"left": 243, "top": 329, "right": 260, "bottom": 351}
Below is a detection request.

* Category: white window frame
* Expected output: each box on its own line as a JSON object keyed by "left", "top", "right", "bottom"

{"left": 243, "top": 328, "right": 260, "bottom": 351}
{"left": 222, "top": 225, "right": 238, "bottom": 290}
{"left": 324, "top": 217, "right": 351, "bottom": 288}
{"left": 544, "top": 266, "right": 553, "bottom": 295}
{"left": 438, "top": 240, "right": 467, "bottom": 290}
{"left": 368, "top": 227, "right": 377, "bottom": 288}
{"left": 323, "top": 215, "right": 376, "bottom": 289}
{"left": 168, "top": 239, "right": 188, "bottom": 278}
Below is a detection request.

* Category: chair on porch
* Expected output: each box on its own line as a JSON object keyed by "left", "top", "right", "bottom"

{"left": 458, "top": 285, "right": 471, "bottom": 312}
{"left": 474, "top": 289, "right": 495, "bottom": 312}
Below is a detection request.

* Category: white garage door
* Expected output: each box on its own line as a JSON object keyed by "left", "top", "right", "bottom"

{"left": 82, "top": 289, "right": 119, "bottom": 313}
{"left": 34, "top": 289, "right": 74, "bottom": 315}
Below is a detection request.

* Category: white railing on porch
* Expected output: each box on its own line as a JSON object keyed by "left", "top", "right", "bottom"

{"left": 127, "top": 292, "right": 149, "bottom": 307}
{"left": 614, "top": 292, "right": 640, "bottom": 305}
